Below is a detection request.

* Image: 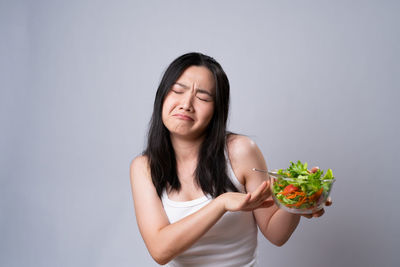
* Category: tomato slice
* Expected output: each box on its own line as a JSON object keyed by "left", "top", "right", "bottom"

{"left": 282, "top": 184, "right": 299, "bottom": 195}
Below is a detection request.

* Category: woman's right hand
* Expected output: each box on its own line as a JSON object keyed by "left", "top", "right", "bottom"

{"left": 218, "top": 180, "right": 274, "bottom": 212}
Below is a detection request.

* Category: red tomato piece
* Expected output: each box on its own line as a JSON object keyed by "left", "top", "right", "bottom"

{"left": 283, "top": 184, "right": 299, "bottom": 195}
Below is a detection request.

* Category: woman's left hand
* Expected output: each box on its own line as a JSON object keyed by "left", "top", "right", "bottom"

{"left": 301, "top": 197, "right": 332, "bottom": 219}
{"left": 302, "top": 166, "right": 333, "bottom": 219}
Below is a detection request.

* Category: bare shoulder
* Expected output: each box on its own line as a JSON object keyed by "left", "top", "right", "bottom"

{"left": 227, "top": 134, "right": 266, "bottom": 185}
{"left": 227, "top": 134, "right": 260, "bottom": 162}
{"left": 130, "top": 154, "right": 149, "bottom": 170}
{"left": 130, "top": 154, "right": 162, "bottom": 209}
{"left": 130, "top": 154, "right": 151, "bottom": 183}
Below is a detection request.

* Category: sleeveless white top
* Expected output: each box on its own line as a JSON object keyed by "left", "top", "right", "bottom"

{"left": 161, "top": 158, "right": 258, "bottom": 267}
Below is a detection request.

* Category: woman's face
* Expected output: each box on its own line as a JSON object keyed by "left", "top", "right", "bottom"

{"left": 162, "top": 66, "right": 215, "bottom": 140}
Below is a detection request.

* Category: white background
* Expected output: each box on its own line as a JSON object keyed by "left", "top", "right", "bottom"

{"left": 1, "top": 0, "right": 399, "bottom": 266}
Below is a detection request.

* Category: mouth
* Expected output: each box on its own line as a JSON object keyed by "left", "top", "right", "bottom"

{"left": 173, "top": 113, "right": 194, "bottom": 121}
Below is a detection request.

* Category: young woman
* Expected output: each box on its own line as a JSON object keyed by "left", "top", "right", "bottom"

{"left": 130, "top": 52, "right": 330, "bottom": 266}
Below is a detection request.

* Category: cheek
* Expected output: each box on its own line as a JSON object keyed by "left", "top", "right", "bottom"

{"left": 162, "top": 95, "right": 174, "bottom": 116}
{"left": 161, "top": 103, "right": 171, "bottom": 125}
{"left": 202, "top": 105, "right": 215, "bottom": 122}
{"left": 161, "top": 100, "right": 169, "bottom": 125}
{"left": 161, "top": 106, "right": 167, "bottom": 124}
{"left": 161, "top": 95, "right": 179, "bottom": 126}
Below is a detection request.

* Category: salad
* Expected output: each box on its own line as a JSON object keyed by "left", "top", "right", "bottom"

{"left": 271, "top": 160, "right": 335, "bottom": 212}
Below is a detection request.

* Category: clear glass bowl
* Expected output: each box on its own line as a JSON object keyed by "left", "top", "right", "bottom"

{"left": 269, "top": 174, "right": 335, "bottom": 214}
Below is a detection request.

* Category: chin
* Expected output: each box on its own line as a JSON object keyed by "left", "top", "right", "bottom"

{"left": 172, "top": 130, "right": 206, "bottom": 141}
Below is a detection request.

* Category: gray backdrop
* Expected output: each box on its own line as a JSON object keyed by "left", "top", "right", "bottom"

{"left": 1, "top": 0, "right": 399, "bottom": 266}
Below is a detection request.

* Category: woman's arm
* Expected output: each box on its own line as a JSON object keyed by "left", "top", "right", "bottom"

{"left": 227, "top": 135, "right": 301, "bottom": 246}
{"left": 130, "top": 155, "right": 269, "bottom": 265}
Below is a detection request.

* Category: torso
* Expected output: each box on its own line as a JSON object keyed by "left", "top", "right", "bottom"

{"left": 161, "top": 146, "right": 258, "bottom": 267}
{"left": 166, "top": 134, "right": 247, "bottom": 202}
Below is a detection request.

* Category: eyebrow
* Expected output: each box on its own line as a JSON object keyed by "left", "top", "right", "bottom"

{"left": 175, "top": 82, "right": 214, "bottom": 96}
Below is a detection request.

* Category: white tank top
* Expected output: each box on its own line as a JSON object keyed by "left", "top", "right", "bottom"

{"left": 161, "top": 158, "right": 258, "bottom": 267}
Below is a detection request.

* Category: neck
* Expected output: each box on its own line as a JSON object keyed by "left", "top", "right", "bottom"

{"left": 170, "top": 133, "right": 205, "bottom": 164}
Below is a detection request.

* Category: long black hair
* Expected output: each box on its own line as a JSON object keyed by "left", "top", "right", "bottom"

{"left": 144, "top": 52, "right": 238, "bottom": 198}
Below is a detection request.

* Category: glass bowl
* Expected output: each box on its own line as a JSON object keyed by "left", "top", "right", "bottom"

{"left": 269, "top": 172, "right": 335, "bottom": 214}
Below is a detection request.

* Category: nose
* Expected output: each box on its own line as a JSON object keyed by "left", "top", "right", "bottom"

{"left": 180, "top": 91, "right": 194, "bottom": 112}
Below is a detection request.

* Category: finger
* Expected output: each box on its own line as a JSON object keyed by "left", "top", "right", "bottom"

{"left": 249, "top": 181, "right": 267, "bottom": 201}
{"left": 312, "top": 208, "right": 325, "bottom": 218}
{"left": 260, "top": 185, "right": 271, "bottom": 200}
{"left": 259, "top": 180, "right": 268, "bottom": 192}
{"left": 253, "top": 181, "right": 267, "bottom": 194}
{"left": 261, "top": 180, "right": 271, "bottom": 194}
{"left": 258, "top": 200, "right": 275, "bottom": 209}
{"left": 325, "top": 197, "right": 332, "bottom": 206}
{"left": 237, "top": 193, "right": 251, "bottom": 210}
{"left": 243, "top": 192, "right": 251, "bottom": 204}
{"left": 302, "top": 214, "right": 313, "bottom": 219}
{"left": 251, "top": 186, "right": 270, "bottom": 205}
{"left": 250, "top": 193, "right": 270, "bottom": 208}
{"left": 257, "top": 181, "right": 270, "bottom": 200}
{"left": 244, "top": 199, "right": 274, "bottom": 211}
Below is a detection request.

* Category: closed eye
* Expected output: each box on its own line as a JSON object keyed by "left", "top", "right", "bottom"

{"left": 171, "top": 89, "right": 184, "bottom": 94}
{"left": 196, "top": 91, "right": 213, "bottom": 102}
{"left": 196, "top": 96, "right": 212, "bottom": 102}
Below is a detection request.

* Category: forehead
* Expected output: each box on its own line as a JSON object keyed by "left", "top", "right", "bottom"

{"left": 176, "top": 66, "right": 215, "bottom": 91}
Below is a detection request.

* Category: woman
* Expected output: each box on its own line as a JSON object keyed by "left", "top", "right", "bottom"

{"left": 130, "top": 52, "right": 330, "bottom": 266}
